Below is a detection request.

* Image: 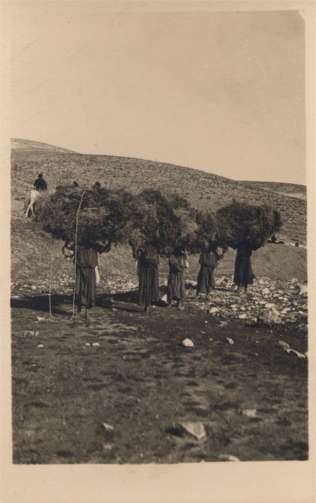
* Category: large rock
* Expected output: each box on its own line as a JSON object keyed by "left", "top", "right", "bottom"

{"left": 298, "top": 283, "right": 308, "bottom": 296}
{"left": 101, "top": 422, "right": 115, "bottom": 439}
{"left": 165, "top": 421, "right": 206, "bottom": 440}
{"left": 182, "top": 338, "right": 194, "bottom": 348}
{"left": 179, "top": 422, "right": 207, "bottom": 440}
{"left": 218, "top": 454, "right": 240, "bottom": 461}
{"left": 258, "top": 304, "right": 282, "bottom": 325}
{"left": 262, "top": 288, "right": 271, "bottom": 296}
{"left": 208, "top": 306, "right": 220, "bottom": 315}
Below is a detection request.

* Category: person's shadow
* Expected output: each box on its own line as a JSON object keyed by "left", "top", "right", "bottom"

{"left": 11, "top": 293, "right": 75, "bottom": 316}
{"left": 11, "top": 286, "right": 169, "bottom": 315}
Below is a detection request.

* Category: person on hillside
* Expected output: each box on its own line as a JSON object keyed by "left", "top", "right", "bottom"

{"left": 25, "top": 173, "right": 48, "bottom": 218}
{"left": 167, "top": 247, "right": 188, "bottom": 309}
{"left": 92, "top": 181, "right": 102, "bottom": 191}
{"left": 197, "top": 240, "right": 222, "bottom": 297}
{"left": 75, "top": 243, "right": 100, "bottom": 319}
{"left": 137, "top": 242, "right": 160, "bottom": 312}
{"left": 34, "top": 173, "right": 48, "bottom": 192}
{"left": 233, "top": 236, "right": 254, "bottom": 293}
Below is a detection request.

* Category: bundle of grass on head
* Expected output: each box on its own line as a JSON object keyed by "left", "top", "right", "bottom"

{"left": 35, "top": 183, "right": 134, "bottom": 252}
{"left": 127, "top": 189, "right": 199, "bottom": 257}
{"left": 215, "top": 200, "right": 282, "bottom": 250}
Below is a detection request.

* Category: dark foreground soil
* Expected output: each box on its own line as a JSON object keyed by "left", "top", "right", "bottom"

{"left": 11, "top": 290, "right": 308, "bottom": 464}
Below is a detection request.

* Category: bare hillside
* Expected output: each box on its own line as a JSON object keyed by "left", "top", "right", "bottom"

{"left": 11, "top": 138, "right": 77, "bottom": 154}
{"left": 240, "top": 181, "right": 306, "bottom": 201}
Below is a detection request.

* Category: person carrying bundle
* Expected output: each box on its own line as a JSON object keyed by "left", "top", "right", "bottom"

{"left": 167, "top": 247, "right": 188, "bottom": 310}
{"left": 75, "top": 243, "right": 100, "bottom": 319}
{"left": 62, "top": 241, "right": 100, "bottom": 319}
{"left": 197, "top": 240, "right": 222, "bottom": 297}
{"left": 233, "top": 235, "right": 254, "bottom": 293}
{"left": 63, "top": 240, "right": 110, "bottom": 318}
{"left": 137, "top": 242, "right": 160, "bottom": 312}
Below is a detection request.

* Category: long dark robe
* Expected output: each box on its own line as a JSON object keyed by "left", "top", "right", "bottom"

{"left": 76, "top": 246, "right": 98, "bottom": 308}
{"left": 137, "top": 246, "right": 160, "bottom": 307}
{"left": 197, "top": 249, "right": 219, "bottom": 295}
{"left": 233, "top": 239, "right": 254, "bottom": 288}
{"left": 167, "top": 255, "right": 186, "bottom": 302}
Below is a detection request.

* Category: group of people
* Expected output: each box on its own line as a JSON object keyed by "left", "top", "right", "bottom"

{"left": 27, "top": 174, "right": 254, "bottom": 318}
{"left": 135, "top": 237, "right": 254, "bottom": 313}
{"left": 67, "top": 236, "right": 254, "bottom": 320}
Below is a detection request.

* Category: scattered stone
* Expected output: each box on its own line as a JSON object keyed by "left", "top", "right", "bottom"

{"left": 208, "top": 307, "right": 219, "bottom": 315}
{"left": 238, "top": 313, "right": 247, "bottom": 320}
{"left": 23, "top": 330, "right": 39, "bottom": 337}
{"left": 218, "top": 454, "right": 240, "bottom": 461}
{"left": 226, "top": 337, "right": 234, "bottom": 345}
{"left": 278, "top": 340, "right": 306, "bottom": 359}
{"left": 258, "top": 305, "right": 282, "bottom": 325}
{"left": 85, "top": 343, "right": 91, "bottom": 347}
{"left": 245, "top": 318, "right": 258, "bottom": 327}
{"left": 179, "top": 421, "right": 207, "bottom": 440}
{"left": 242, "top": 408, "right": 257, "bottom": 418}
{"left": 299, "top": 284, "right": 308, "bottom": 296}
{"left": 101, "top": 422, "right": 115, "bottom": 438}
{"left": 219, "top": 321, "right": 228, "bottom": 328}
{"left": 92, "top": 342, "right": 100, "bottom": 347}
{"left": 182, "top": 338, "right": 194, "bottom": 348}
{"left": 36, "top": 316, "right": 46, "bottom": 322}
{"left": 186, "top": 280, "right": 197, "bottom": 289}
{"left": 37, "top": 344, "right": 44, "bottom": 348}
{"left": 102, "top": 443, "right": 114, "bottom": 451}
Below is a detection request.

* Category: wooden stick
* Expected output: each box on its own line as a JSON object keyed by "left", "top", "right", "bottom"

{"left": 48, "top": 256, "right": 52, "bottom": 318}
{"left": 48, "top": 237, "right": 54, "bottom": 319}
{"left": 72, "top": 190, "right": 86, "bottom": 318}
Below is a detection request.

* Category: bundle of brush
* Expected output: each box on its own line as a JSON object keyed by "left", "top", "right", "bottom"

{"left": 183, "top": 210, "right": 218, "bottom": 253}
{"left": 127, "top": 190, "right": 198, "bottom": 256}
{"left": 215, "top": 201, "right": 282, "bottom": 249}
{"left": 36, "top": 183, "right": 134, "bottom": 252}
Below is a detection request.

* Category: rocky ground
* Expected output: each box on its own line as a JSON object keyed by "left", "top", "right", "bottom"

{"left": 11, "top": 275, "right": 308, "bottom": 464}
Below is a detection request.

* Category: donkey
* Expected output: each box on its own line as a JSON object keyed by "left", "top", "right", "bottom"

{"left": 25, "top": 189, "right": 42, "bottom": 218}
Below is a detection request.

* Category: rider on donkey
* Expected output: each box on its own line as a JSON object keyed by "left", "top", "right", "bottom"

{"left": 34, "top": 173, "right": 48, "bottom": 192}
{"left": 25, "top": 173, "right": 48, "bottom": 218}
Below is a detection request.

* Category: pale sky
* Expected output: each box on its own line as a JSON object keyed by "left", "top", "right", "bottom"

{"left": 10, "top": 3, "right": 305, "bottom": 184}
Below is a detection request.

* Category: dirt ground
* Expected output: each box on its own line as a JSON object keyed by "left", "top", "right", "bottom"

{"left": 11, "top": 289, "right": 308, "bottom": 464}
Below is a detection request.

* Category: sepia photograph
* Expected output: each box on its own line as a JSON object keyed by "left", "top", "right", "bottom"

{"left": 7, "top": 1, "right": 310, "bottom": 471}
